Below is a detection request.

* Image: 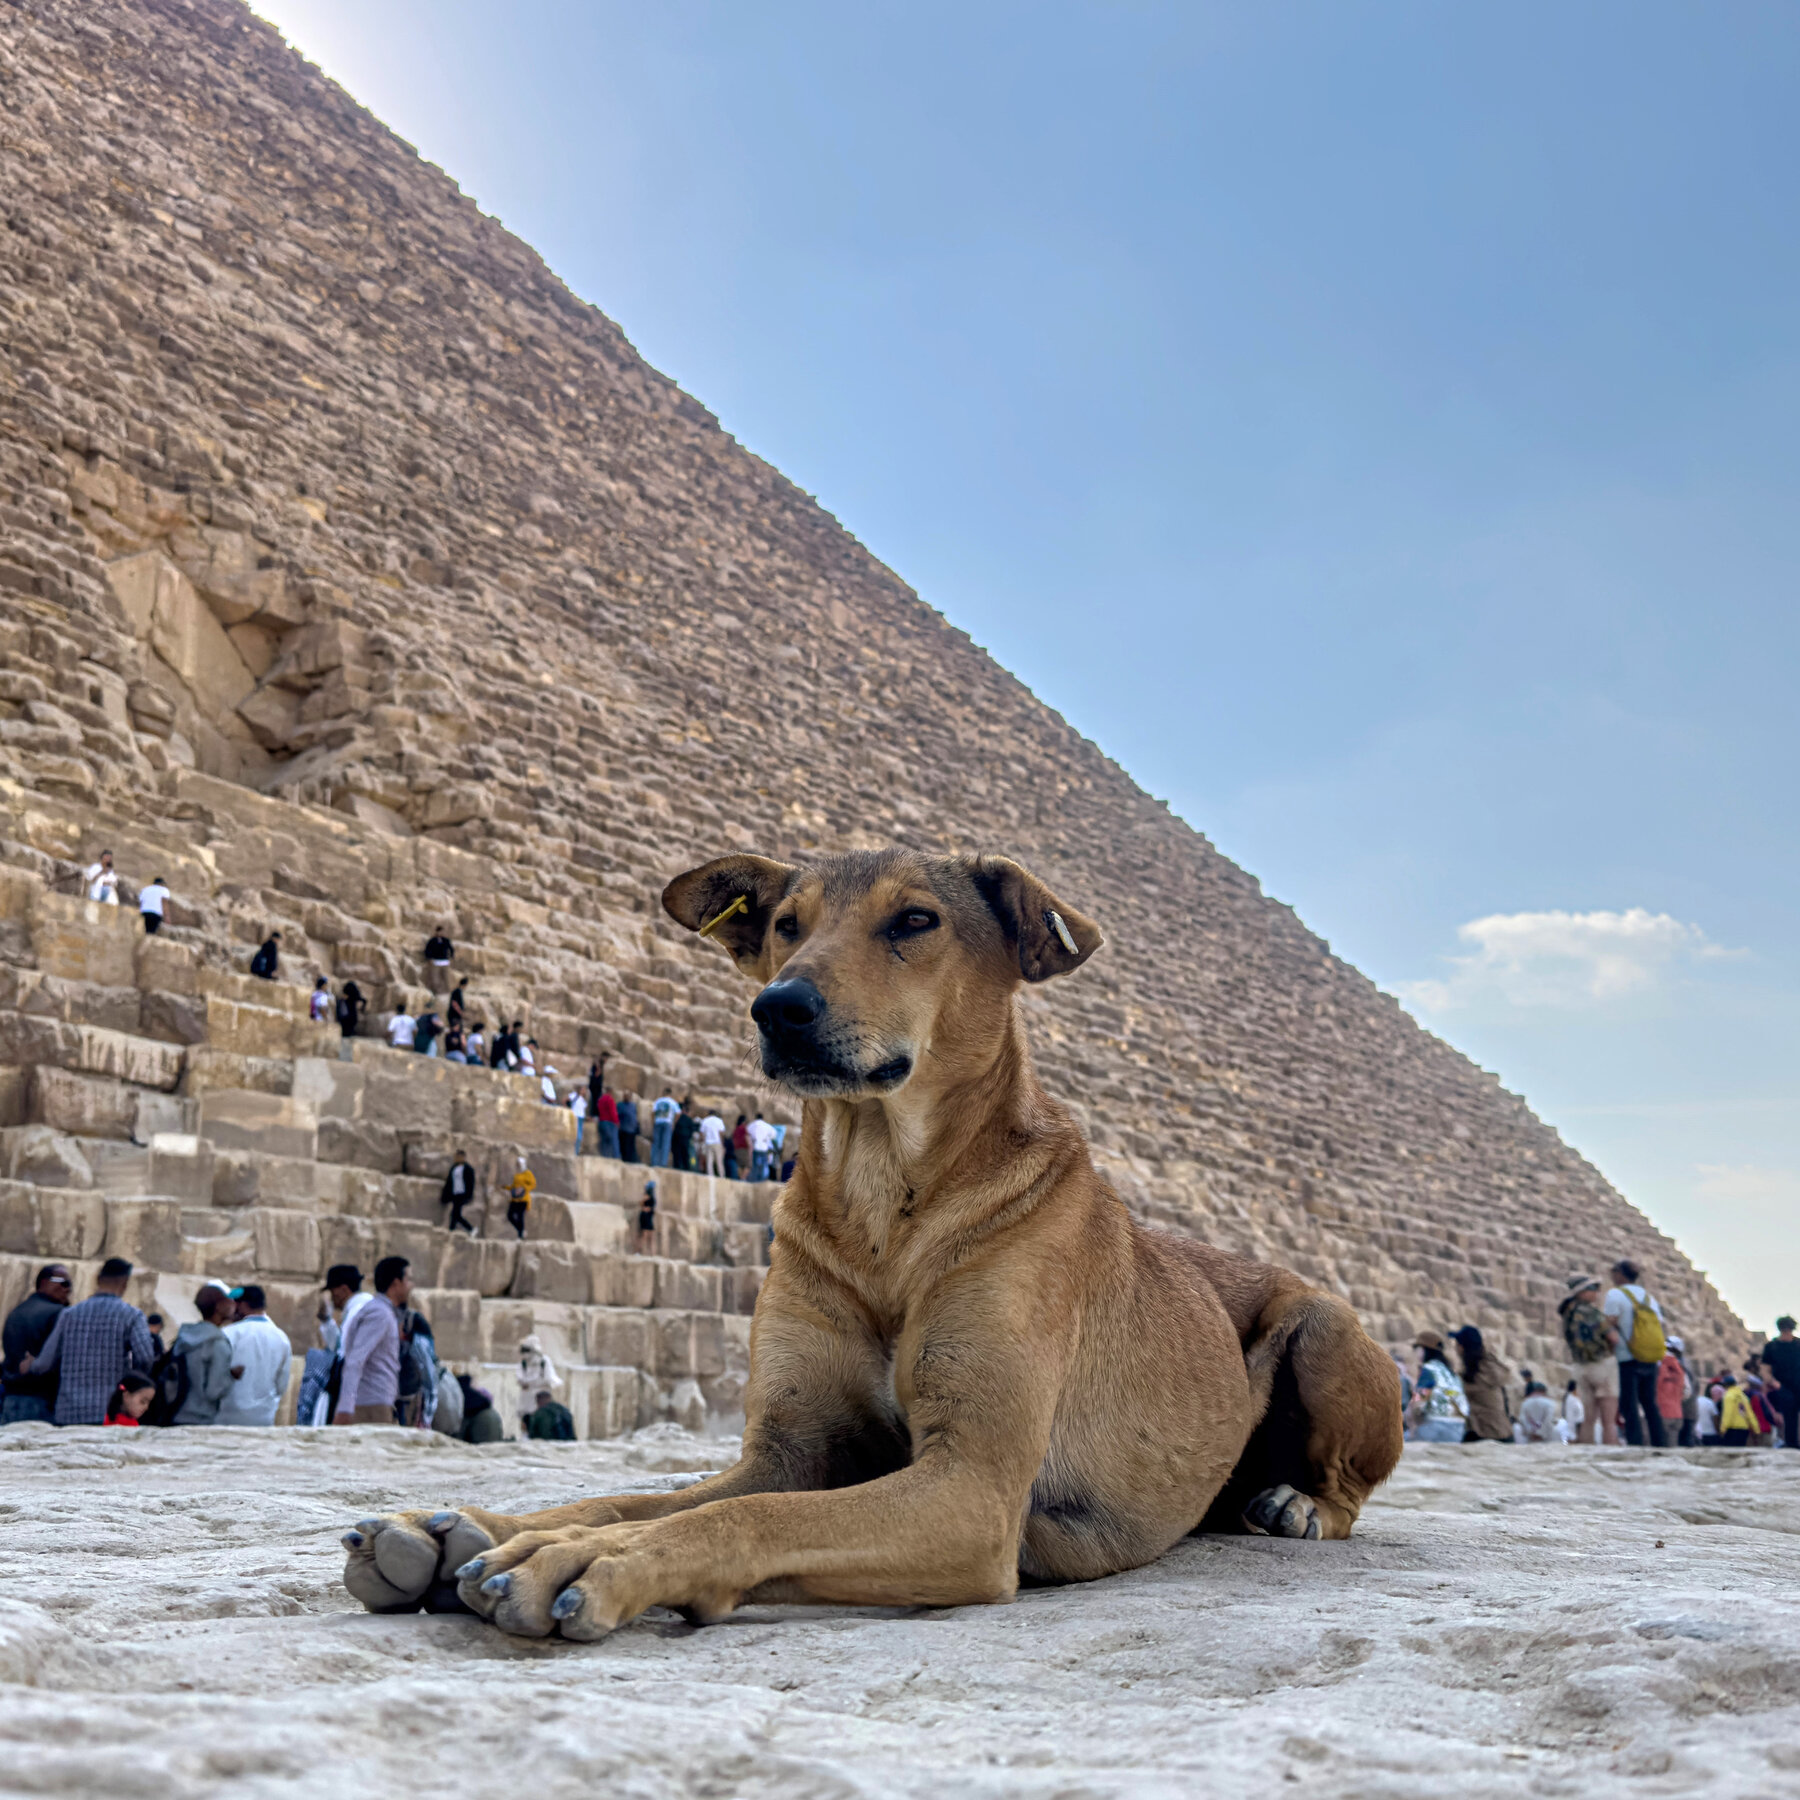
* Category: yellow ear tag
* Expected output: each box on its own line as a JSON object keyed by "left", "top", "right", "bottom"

{"left": 698, "top": 893, "right": 750, "bottom": 940}
{"left": 1048, "top": 910, "right": 1079, "bottom": 955}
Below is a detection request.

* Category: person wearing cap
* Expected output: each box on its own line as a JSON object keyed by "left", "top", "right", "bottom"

{"left": 1557, "top": 1275, "right": 1620, "bottom": 1445}
{"left": 168, "top": 1284, "right": 237, "bottom": 1425}
{"left": 506, "top": 1158, "right": 535, "bottom": 1240}
{"left": 1404, "top": 1332, "right": 1469, "bottom": 1443}
{"left": 1762, "top": 1316, "right": 1800, "bottom": 1450}
{"left": 1656, "top": 1336, "right": 1693, "bottom": 1447}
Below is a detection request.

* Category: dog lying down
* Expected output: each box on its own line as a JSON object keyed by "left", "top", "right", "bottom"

{"left": 342, "top": 849, "right": 1403, "bottom": 1639}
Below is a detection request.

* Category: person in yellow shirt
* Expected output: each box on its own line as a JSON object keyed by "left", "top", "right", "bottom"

{"left": 1718, "top": 1377, "right": 1757, "bottom": 1446}
{"left": 506, "top": 1157, "right": 535, "bottom": 1241}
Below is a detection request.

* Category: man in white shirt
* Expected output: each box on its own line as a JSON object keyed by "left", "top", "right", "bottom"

{"left": 650, "top": 1089, "right": 679, "bottom": 1168}
{"left": 138, "top": 874, "right": 171, "bottom": 933}
{"left": 1516, "top": 1382, "right": 1559, "bottom": 1443}
{"left": 567, "top": 1086, "right": 588, "bottom": 1152}
{"left": 84, "top": 850, "right": 119, "bottom": 904}
{"left": 385, "top": 1010, "right": 417, "bottom": 1050}
{"left": 217, "top": 1286, "right": 294, "bottom": 1426}
{"left": 699, "top": 1110, "right": 726, "bottom": 1178}
{"left": 1603, "top": 1258, "right": 1668, "bottom": 1448}
{"left": 747, "top": 1113, "right": 777, "bottom": 1181}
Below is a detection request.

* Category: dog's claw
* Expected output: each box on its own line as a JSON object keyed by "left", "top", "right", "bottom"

{"left": 457, "top": 1558, "right": 485, "bottom": 1581}
{"left": 550, "top": 1588, "right": 583, "bottom": 1620}
{"left": 355, "top": 1518, "right": 381, "bottom": 1533}
{"left": 427, "top": 1511, "right": 460, "bottom": 1534}
{"left": 342, "top": 1530, "right": 366, "bottom": 1549}
{"left": 481, "top": 1572, "right": 512, "bottom": 1598}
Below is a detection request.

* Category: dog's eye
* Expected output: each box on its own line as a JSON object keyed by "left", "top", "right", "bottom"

{"left": 773, "top": 915, "right": 800, "bottom": 941}
{"left": 887, "top": 909, "right": 938, "bottom": 941}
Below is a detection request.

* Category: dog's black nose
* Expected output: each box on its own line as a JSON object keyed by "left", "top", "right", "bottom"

{"left": 752, "top": 977, "right": 826, "bottom": 1036}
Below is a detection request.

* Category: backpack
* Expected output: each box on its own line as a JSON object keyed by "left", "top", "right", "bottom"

{"left": 1562, "top": 1300, "right": 1613, "bottom": 1365}
{"left": 147, "top": 1343, "right": 191, "bottom": 1427}
{"left": 432, "top": 1366, "right": 464, "bottom": 1437}
{"left": 335, "top": 994, "right": 356, "bottom": 1028}
{"left": 1623, "top": 1288, "right": 1667, "bottom": 1364}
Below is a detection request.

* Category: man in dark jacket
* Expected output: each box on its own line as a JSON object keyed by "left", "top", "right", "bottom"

{"left": 524, "top": 1388, "right": 576, "bottom": 1441}
{"left": 249, "top": 931, "right": 281, "bottom": 980}
{"left": 1, "top": 1264, "right": 72, "bottom": 1424}
{"left": 439, "top": 1151, "right": 478, "bottom": 1234}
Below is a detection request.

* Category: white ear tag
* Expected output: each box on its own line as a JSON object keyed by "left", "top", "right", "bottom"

{"left": 1049, "top": 911, "right": 1079, "bottom": 955}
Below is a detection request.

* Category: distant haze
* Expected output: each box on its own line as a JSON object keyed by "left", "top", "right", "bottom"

{"left": 255, "top": 1, "right": 1800, "bottom": 1330}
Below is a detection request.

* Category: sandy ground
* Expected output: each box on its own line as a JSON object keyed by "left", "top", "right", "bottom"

{"left": 0, "top": 1425, "right": 1795, "bottom": 1799}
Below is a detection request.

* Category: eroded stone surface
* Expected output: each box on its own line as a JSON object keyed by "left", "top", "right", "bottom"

{"left": 0, "top": 1426, "right": 1795, "bottom": 1798}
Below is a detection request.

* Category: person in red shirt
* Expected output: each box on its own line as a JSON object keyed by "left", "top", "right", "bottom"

{"left": 104, "top": 1372, "right": 155, "bottom": 1426}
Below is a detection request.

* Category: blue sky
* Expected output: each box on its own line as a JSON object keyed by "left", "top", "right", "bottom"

{"left": 254, "top": 2, "right": 1798, "bottom": 1329}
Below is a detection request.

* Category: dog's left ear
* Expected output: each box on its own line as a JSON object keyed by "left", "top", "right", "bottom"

{"left": 663, "top": 854, "right": 797, "bottom": 979}
{"left": 965, "top": 855, "right": 1103, "bottom": 983}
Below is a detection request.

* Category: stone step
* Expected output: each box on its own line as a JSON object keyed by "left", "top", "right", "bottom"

{"left": 197, "top": 1087, "right": 318, "bottom": 1160}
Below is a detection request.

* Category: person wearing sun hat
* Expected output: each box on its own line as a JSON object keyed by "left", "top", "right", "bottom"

{"left": 1557, "top": 1274, "right": 1620, "bottom": 1444}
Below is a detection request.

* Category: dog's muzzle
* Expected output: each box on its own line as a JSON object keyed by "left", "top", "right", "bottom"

{"left": 751, "top": 978, "right": 912, "bottom": 1095}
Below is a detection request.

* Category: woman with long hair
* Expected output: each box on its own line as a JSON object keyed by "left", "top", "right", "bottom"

{"left": 1450, "top": 1324, "right": 1513, "bottom": 1442}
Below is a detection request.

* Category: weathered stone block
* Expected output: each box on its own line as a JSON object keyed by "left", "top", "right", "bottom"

{"left": 200, "top": 1090, "right": 318, "bottom": 1159}
{"left": 140, "top": 990, "right": 209, "bottom": 1046}
{"left": 135, "top": 936, "right": 199, "bottom": 997}
{"left": 318, "top": 1217, "right": 379, "bottom": 1277}
{"left": 511, "top": 1241, "right": 588, "bottom": 1303}
{"left": 439, "top": 1233, "right": 517, "bottom": 1297}
{"left": 584, "top": 1305, "right": 654, "bottom": 1371}
{"left": 250, "top": 1208, "right": 323, "bottom": 1278}
{"left": 413, "top": 1287, "right": 481, "bottom": 1362}
{"left": 590, "top": 1252, "right": 657, "bottom": 1310}
{"left": 103, "top": 1198, "right": 181, "bottom": 1270}
{"left": 375, "top": 1219, "right": 446, "bottom": 1287}
{"left": 316, "top": 1116, "right": 401, "bottom": 1172}
{"left": 30, "top": 893, "right": 138, "bottom": 987}
{"left": 651, "top": 1260, "right": 722, "bottom": 1312}
{"left": 0, "top": 1125, "right": 94, "bottom": 1189}
{"left": 290, "top": 1056, "right": 364, "bottom": 1121}
{"left": 0, "top": 1182, "right": 108, "bottom": 1259}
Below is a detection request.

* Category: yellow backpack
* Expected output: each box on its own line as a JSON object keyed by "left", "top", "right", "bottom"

{"left": 1623, "top": 1288, "right": 1666, "bottom": 1363}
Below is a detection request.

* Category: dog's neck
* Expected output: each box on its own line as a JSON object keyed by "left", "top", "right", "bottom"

{"left": 785, "top": 998, "right": 1074, "bottom": 1284}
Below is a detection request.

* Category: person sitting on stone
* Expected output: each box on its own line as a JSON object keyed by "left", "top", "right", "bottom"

{"left": 517, "top": 1335, "right": 561, "bottom": 1426}
{"left": 524, "top": 1387, "right": 576, "bottom": 1441}
{"left": 463, "top": 1020, "right": 486, "bottom": 1065}
{"left": 519, "top": 1036, "right": 539, "bottom": 1076}
{"left": 1516, "top": 1381, "right": 1558, "bottom": 1443}
{"left": 83, "top": 848, "right": 119, "bottom": 904}
{"left": 385, "top": 1008, "right": 417, "bottom": 1050}
{"left": 459, "top": 1373, "right": 504, "bottom": 1444}
{"left": 249, "top": 930, "right": 281, "bottom": 980}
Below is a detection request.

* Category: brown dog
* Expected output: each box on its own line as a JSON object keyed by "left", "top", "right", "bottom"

{"left": 342, "top": 849, "right": 1402, "bottom": 1637}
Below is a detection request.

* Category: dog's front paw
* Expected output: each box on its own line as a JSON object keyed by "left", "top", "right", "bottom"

{"left": 451, "top": 1510, "right": 671, "bottom": 1640}
{"left": 342, "top": 1507, "right": 506, "bottom": 1612}
{"left": 1241, "top": 1484, "right": 1323, "bottom": 1540}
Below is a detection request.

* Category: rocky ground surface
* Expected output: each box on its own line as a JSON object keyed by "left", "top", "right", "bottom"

{"left": 0, "top": 1427, "right": 1795, "bottom": 1798}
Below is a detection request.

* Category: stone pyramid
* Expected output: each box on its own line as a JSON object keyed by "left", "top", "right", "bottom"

{"left": 0, "top": 0, "right": 1746, "bottom": 1412}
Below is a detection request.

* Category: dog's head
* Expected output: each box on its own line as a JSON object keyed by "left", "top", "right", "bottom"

{"left": 663, "top": 849, "right": 1103, "bottom": 1100}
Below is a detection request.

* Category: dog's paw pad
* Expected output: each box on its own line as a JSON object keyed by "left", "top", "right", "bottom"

{"left": 1242, "top": 1484, "right": 1323, "bottom": 1540}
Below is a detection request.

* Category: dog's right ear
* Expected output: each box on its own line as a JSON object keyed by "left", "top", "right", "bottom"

{"left": 662, "top": 855, "right": 797, "bottom": 979}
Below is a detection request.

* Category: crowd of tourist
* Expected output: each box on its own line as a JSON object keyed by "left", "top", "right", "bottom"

{"left": 1400, "top": 1259, "right": 1797, "bottom": 1450}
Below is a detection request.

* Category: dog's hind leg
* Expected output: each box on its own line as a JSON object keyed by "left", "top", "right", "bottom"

{"left": 1204, "top": 1287, "right": 1403, "bottom": 1541}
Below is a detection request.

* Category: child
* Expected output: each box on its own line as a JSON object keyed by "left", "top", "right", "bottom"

{"left": 637, "top": 1179, "right": 657, "bottom": 1252}
{"left": 105, "top": 1372, "right": 156, "bottom": 1427}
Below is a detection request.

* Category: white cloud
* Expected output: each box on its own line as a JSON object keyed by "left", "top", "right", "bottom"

{"left": 1397, "top": 907, "right": 1734, "bottom": 1011}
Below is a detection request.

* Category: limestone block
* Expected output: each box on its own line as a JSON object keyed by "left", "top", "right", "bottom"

{"left": 0, "top": 1125, "right": 94, "bottom": 1189}
{"left": 26, "top": 1067, "right": 137, "bottom": 1140}
{"left": 413, "top": 1287, "right": 481, "bottom": 1362}
{"left": 30, "top": 892, "right": 139, "bottom": 987}
{"left": 723, "top": 1266, "right": 765, "bottom": 1315}
{"left": 659, "top": 1214, "right": 719, "bottom": 1265}
{"left": 316, "top": 1117, "right": 401, "bottom": 1172}
{"left": 196, "top": 967, "right": 310, "bottom": 1018}
{"left": 319, "top": 1217, "right": 379, "bottom": 1277}
{"left": 655, "top": 1311, "right": 727, "bottom": 1380}
{"left": 385, "top": 1175, "right": 444, "bottom": 1224}
{"left": 140, "top": 991, "right": 208, "bottom": 1046}
{"left": 0, "top": 1182, "right": 108, "bottom": 1259}
{"left": 0, "top": 867, "right": 44, "bottom": 927}
{"left": 183, "top": 1229, "right": 256, "bottom": 1284}
{"left": 199, "top": 997, "right": 294, "bottom": 1060}
{"left": 651, "top": 1261, "right": 722, "bottom": 1312}
{"left": 561, "top": 1201, "right": 627, "bottom": 1257}
{"left": 511, "top": 1241, "right": 589, "bottom": 1303}
{"left": 0, "top": 1067, "right": 24, "bottom": 1130}
{"left": 360, "top": 1056, "right": 454, "bottom": 1132}
{"left": 590, "top": 1253, "right": 656, "bottom": 1310}
{"left": 584, "top": 1305, "right": 655, "bottom": 1371}
{"left": 475, "top": 1298, "right": 584, "bottom": 1366}
{"left": 438, "top": 1233, "right": 516, "bottom": 1297}
{"left": 575, "top": 1157, "right": 639, "bottom": 1207}
{"left": 136, "top": 936, "right": 199, "bottom": 997}
{"left": 259, "top": 1283, "right": 319, "bottom": 1350}
{"left": 722, "top": 1314, "right": 752, "bottom": 1368}
{"left": 579, "top": 1365, "right": 645, "bottom": 1440}
{"left": 374, "top": 1220, "right": 446, "bottom": 1288}
{"left": 502, "top": 1195, "right": 574, "bottom": 1244}
{"left": 699, "top": 1370, "right": 748, "bottom": 1425}
{"left": 290, "top": 1056, "right": 364, "bottom": 1121}
{"left": 451, "top": 1086, "right": 575, "bottom": 1152}
{"left": 180, "top": 1048, "right": 293, "bottom": 1098}
{"left": 200, "top": 1090, "right": 318, "bottom": 1160}
{"left": 102, "top": 1199, "right": 181, "bottom": 1271}
{"left": 250, "top": 1208, "right": 323, "bottom": 1279}
{"left": 211, "top": 1149, "right": 333, "bottom": 1211}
